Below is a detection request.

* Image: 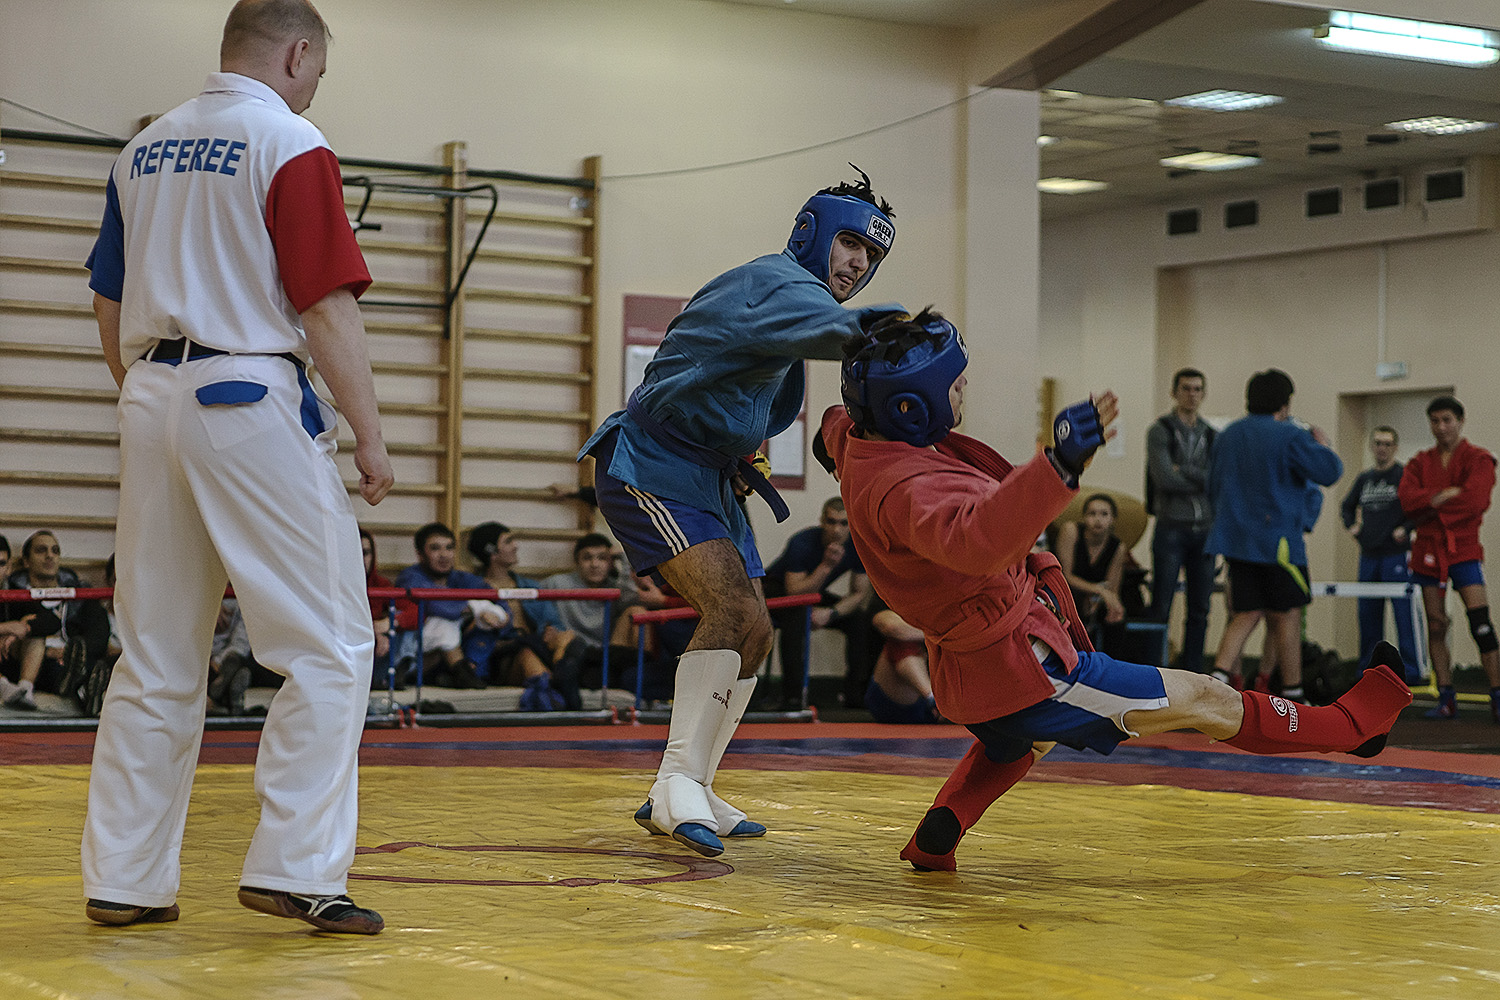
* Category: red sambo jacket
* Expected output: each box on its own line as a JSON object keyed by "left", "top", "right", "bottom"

{"left": 1398, "top": 438, "right": 1496, "bottom": 578}
{"left": 821, "top": 406, "right": 1091, "bottom": 724}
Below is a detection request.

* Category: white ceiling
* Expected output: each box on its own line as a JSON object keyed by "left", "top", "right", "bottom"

{"left": 716, "top": 0, "right": 1080, "bottom": 29}
{"left": 716, "top": 0, "right": 1500, "bottom": 219}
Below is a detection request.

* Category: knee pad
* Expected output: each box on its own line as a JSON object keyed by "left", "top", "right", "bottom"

{"left": 1468, "top": 606, "right": 1499, "bottom": 653}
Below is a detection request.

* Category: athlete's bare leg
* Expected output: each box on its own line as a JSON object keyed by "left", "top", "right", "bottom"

{"left": 1267, "top": 609, "right": 1302, "bottom": 689}
{"left": 1456, "top": 582, "right": 1500, "bottom": 686}
{"left": 1126, "top": 669, "right": 1243, "bottom": 739}
{"left": 656, "top": 537, "right": 771, "bottom": 679}
{"left": 1422, "top": 585, "right": 1453, "bottom": 687}
{"left": 1213, "top": 609, "right": 1264, "bottom": 681}
{"left": 640, "top": 538, "right": 771, "bottom": 852}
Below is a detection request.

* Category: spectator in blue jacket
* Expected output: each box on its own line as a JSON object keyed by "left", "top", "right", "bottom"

{"left": 392, "top": 522, "right": 495, "bottom": 689}
{"left": 1207, "top": 370, "right": 1343, "bottom": 701}
{"left": 463, "top": 521, "right": 586, "bottom": 711}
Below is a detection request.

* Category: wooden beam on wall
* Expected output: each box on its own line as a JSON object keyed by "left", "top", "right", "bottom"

{"left": 982, "top": 0, "right": 1208, "bottom": 91}
{"left": 440, "top": 140, "right": 469, "bottom": 531}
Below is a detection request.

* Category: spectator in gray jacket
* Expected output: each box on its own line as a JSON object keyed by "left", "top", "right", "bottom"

{"left": 542, "top": 534, "right": 641, "bottom": 658}
{"left": 1146, "top": 368, "right": 1217, "bottom": 672}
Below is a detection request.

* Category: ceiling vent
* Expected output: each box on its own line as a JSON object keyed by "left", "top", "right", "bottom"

{"left": 1166, "top": 208, "right": 1201, "bottom": 236}
{"left": 1364, "top": 178, "right": 1403, "bottom": 210}
{"left": 1425, "top": 169, "right": 1465, "bottom": 202}
{"left": 1224, "top": 200, "right": 1259, "bottom": 228}
{"left": 1306, "top": 187, "right": 1342, "bottom": 217}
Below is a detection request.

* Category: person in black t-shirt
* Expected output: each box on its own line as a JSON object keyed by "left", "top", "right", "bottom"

{"left": 763, "top": 498, "right": 875, "bottom": 708}
{"left": 1058, "top": 493, "right": 1129, "bottom": 656}
{"left": 1340, "top": 426, "right": 1419, "bottom": 680}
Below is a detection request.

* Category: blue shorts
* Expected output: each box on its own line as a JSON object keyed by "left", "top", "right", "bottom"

{"left": 966, "top": 649, "right": 1169, "bottom": 762}
{"left": 865, "top": 679, "right": 938, "bottom": 725}
{"left": 1411, "top": 559, "right": 1485, "bottom": 590}
{"left": 593, "top": 430, "right": 764, "bottom": 581}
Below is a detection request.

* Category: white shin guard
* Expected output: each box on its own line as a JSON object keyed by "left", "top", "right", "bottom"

{"left": 648, "top": 649, "right": 742, "bottom": 833}
{"left": 704, "top": 675, "right": 758, "bottom": 832}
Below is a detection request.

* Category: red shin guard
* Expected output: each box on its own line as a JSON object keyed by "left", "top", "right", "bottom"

{"left": 900, "top": 740, "right": 1034, "bottom": 871}
{"left": 1222, "top": 664, "right": 1412, "bottom": 756}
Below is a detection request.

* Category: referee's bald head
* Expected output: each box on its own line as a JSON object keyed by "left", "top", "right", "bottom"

{"left": 221, "top": 0, "right": 330, "bottom": 65}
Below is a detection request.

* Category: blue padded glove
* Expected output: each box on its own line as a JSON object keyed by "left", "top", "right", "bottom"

{"left": 1051, "top": 398, "right": 1104, "bottom": 479}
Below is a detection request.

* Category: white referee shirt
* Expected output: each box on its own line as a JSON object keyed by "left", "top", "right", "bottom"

{"left": 87, "top": 72, "right": 370, "bottom": 366}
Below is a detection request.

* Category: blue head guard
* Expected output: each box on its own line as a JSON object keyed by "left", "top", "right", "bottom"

{"left": 841, "top": 314, "right": 968, "bottom": 447}
{"left": 787, "top": 181, "right": 895, "bottom": 299}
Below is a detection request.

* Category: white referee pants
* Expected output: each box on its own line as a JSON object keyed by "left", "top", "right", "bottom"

{"left": 82, "top": 354, "right": 373, "bottom": 906}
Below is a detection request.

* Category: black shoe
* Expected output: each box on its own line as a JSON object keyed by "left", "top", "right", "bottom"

{"left": 82, "top": 659, "right": 113, "bottom": 717}
{"left": 391, "top": 656, "right": 415, "bottom": 690}
{"left": 237, "top": 886, "right": 383, "bottom": 935}
{"left": 225, "top": 661, "right": 252, "bottom": 715}
{"left": 86, "top": 898, "right": 180, "bottom": 926}
{"left": 447, "top": 660, "right": 486, "bottom": 689}
{"left": 59, "top": 637, "right": 90, "bottom": 704}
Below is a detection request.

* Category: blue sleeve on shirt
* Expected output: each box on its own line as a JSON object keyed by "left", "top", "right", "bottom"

{"left": 1288, "top": 430, "right": 1344, "bottom": 487}
{"left": 513, "top": 574, "right": 564, "bottom": 634}
{"left": 85, "top": 173, "right": 126, "bottom": 301}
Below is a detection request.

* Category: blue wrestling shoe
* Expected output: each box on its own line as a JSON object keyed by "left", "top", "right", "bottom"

{"left": 634, "top": 801, "right": 767, "bottom": 838}
{"left": 671, "top": 823, "right": 725, "bottom": 858}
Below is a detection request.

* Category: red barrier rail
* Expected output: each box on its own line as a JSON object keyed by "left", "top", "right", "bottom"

{"left": 627, "top": 592, "right": 823, "bottom": 711}
{"left": 628, "top": 591, "right": 820, "bottom": 623}
{"left": 405, "top": 587, "right": 621, "bottom": 602}
{"left": 0, "top": 587, "right": 622, "bottom": 603}
{"left": 1, "top": 586, "right": 629, "bottom": 717}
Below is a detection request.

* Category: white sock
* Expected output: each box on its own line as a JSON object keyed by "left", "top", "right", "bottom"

{"left": 648, "top": 649, "right": 742, "bottom": 834}
{"left": 704, "top": 676, "right": 757, "bottom": 833}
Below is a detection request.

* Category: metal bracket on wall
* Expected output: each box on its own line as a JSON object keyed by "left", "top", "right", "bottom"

{"left": 342, "top": 175, "right": 498, "bottom": 314}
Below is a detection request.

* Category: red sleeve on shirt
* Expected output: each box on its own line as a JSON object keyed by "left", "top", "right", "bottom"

{"left": 265, "top": 146, "right": 372, "bottom": 313}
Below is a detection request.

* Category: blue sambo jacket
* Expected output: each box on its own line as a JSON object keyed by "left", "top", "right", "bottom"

{"left": 581, "top": 250, "right": 903, "bottom": 523}
{"left": 1206, "top": 414, "right": 1343, "bottom": 566}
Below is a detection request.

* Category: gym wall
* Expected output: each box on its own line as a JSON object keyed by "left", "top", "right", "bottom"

{"left": 0, "top": 0, "right": 1048, "bottom": 568}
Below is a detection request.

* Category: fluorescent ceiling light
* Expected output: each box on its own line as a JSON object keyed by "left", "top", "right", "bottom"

{"left": 1159, "top": 151, "right": 1261, "bottom": 171}
{"left": 1386, "top": 116, "right": 1498, "bottom": 135}
{"left": 1037, "top": 177, "right": 1109, "bottom": 194}
{"left": 1315, "top": 11, "right": 1499, "bottom": 67}
{"left": 1165, "top": 90, "right": 1284, "bottom": 112}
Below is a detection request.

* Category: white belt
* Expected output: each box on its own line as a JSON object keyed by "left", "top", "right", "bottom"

{"left": 1031, "top": 637, "right": 1052, "bottom": 663}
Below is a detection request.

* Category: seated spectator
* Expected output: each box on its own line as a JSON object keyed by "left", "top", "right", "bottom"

{"left": 763, "top": 497, "right": 877, "bottom": 709}
{"left": 865, "top": 598, "right": 940, "bottom": 724}
{"left": 541, "top": 533, "right": 673, "bottom": 697}
{"left": 1056, "top": 493, "right": 1129, "bottom": 656}
{"left": 76, "top": 554, "right": 125, "bottom": 717}
{"left": 207, "top": 598, "right": 253, "bottom": 716}
{"left": 1, "top": 530, "right": 108, "bottom": 710}
{"left": 392, "top": 522, "right": 498, "bottom": 690}
{"left": 464, "top": 521, "right": 584, "bottom": 711}
{"left": 361, "top": 528, "right": 396, "bottom": 688}
{"left": 0, "top": 533, "right": 32, "bottom": 666}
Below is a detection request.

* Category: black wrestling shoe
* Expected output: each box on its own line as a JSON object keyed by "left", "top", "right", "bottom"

{"left": 237, "top": 886, "right": 384, "bottom": 935}
{"left": 59, "top": 637, "right": 90, "bottom": 704}
{"left": 86, "top": 899, "right": 180, "bottom": 926}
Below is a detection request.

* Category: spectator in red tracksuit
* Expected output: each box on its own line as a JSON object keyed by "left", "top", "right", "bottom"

{"left": 821, "top": 310, "right": 1412, "bottom": 872}
{"left": 1398, "top": 395, "right": 1500, "bottom": 721}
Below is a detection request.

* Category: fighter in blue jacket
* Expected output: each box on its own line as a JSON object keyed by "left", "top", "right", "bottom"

{"left": 581, "top": 169, "right": 905, "bottom": 856}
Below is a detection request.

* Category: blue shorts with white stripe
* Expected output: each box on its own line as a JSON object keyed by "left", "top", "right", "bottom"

{"left": 593, "top": 430, "right": 765, "bottom": 582}
{"left": 967, "top": 649, "right": 1169, "bottom": 762}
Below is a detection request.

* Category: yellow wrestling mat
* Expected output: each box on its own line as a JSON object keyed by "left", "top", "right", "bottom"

{"left": 4, "top": 760, "right": 1500, "bottom": 999}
